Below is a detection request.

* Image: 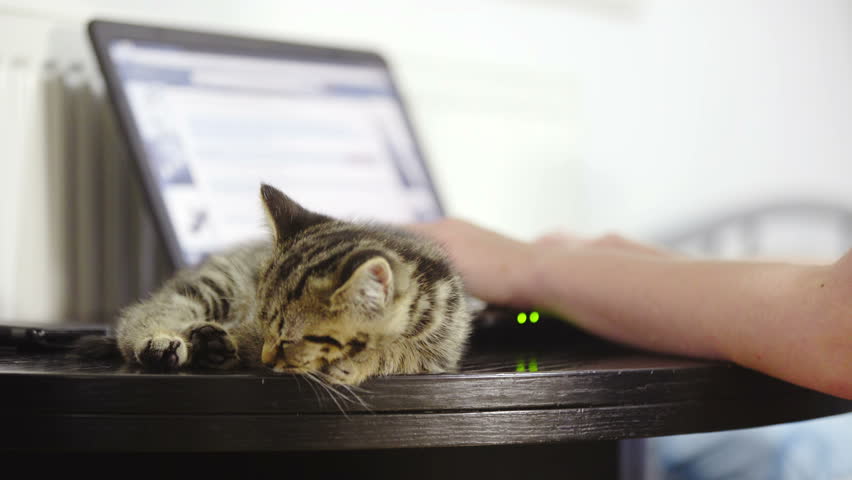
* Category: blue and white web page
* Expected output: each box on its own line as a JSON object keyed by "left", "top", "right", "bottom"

{"left": 109, "top": 40, "right": 441, "bottom": 264}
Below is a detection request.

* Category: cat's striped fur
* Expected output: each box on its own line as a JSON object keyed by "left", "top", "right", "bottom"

{"left": 109, "top": 184, "right": 471, "bottom": 385}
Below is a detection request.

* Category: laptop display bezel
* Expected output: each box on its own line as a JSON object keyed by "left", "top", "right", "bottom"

{"left": 88, "top": 19, "right": 445, "bottom": 269}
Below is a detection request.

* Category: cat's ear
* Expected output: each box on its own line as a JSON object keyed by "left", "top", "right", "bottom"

{"left": 331, "top": 254, "right": 394, "bottom": 315}
{"left": 260, "top": 184, "right": 328, "bottom": 242}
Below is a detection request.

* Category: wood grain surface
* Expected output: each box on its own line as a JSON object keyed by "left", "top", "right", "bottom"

{"left": 2, "top": 321, "right": 850, "bottom": 452}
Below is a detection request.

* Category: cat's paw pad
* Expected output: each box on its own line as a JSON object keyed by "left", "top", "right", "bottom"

{"left": 186, "top": 323, "right": 239, "bottom": 369}
{"left": 322, "top": 359, "right": 368, "bottom": 386}
{"left": 136, "top": 335, "right": 188, "bottom": 371}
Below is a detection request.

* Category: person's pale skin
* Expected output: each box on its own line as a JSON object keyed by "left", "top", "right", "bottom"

{"left": 408, "top": 218, "right": 852, "bottom": 400}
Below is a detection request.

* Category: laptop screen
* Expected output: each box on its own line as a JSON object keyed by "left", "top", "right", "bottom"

{"left": 103, "top": 37, "right": 442, "bottom": 265}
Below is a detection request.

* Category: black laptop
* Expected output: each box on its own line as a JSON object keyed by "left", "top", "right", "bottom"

{"left": 88, "top": 19, "right": 445, "bottom": 268}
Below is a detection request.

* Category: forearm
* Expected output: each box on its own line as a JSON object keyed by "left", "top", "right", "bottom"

{"left": 522, "top": 247, "right": 852, "bottom": 398}
{"left": 409, "top": 218, "right": 852, "bottom": 398}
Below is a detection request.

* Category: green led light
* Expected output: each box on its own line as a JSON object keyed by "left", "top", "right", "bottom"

{"left": 516, "top": 360, "right": 526, "bottom": 372}
{"left": 529, "top": 358, "right": 538, "bottom": 372}
{"left": 517, "top": 312, "right": 527, "bottom": 324}
{"left": 530, "top": 311, "right": 540, "bottom": 323}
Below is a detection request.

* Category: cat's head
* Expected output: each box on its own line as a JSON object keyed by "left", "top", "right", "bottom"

{"left": 255, "top": 184, "right": 408, "bottom": 374}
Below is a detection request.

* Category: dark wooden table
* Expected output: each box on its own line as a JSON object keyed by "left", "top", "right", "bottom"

{"left": 2, "top": 317, "right": 850, "bottom": 478}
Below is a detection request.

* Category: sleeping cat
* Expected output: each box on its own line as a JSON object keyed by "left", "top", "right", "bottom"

{"left": 81, "top": 184, "right": 471, "bottom": 386}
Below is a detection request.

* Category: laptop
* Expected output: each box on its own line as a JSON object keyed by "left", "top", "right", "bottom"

{"left": 88, "top": 20, "right": 443, "bottom": 268}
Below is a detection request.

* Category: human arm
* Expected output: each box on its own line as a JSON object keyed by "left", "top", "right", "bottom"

{"left": 409, "top": 218, "right": 852, "bottom": 400}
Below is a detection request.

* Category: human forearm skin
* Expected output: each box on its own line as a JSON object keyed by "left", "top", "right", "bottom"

{"left": 521, "top": 247, "right": 852, "bottom": 400}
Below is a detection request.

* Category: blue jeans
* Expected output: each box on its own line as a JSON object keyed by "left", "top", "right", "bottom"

{"left": 648, "top": 412, "right": 852, "bottom": 480}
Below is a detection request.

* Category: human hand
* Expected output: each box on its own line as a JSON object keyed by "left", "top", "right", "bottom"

{"left": 406, "top": 218, "right": 536, "bottom": 307}
{"left": 407, "top": 218, "right": 672, "bottom": 307}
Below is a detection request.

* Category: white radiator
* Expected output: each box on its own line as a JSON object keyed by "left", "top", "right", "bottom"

{"left": 0, "top": 12, "right": 171, "bottom": 324}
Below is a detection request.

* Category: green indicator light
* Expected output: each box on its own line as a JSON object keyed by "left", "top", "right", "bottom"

{"left": 530, "top": 311, "right": 540, "bottom": 323}
{"left": 516, "top": 360, "right": 526, "bottom": 372}
{"left": 529, "top": 358, "right": 538, "bottom": 372}
{"left": 517, "top": 312, "right": 527, "bottom": 324}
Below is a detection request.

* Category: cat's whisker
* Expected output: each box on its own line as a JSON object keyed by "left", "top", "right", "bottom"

{"left": 302, "top": 371, "right": 337, "bottom": 408}
{"left": 299, "top": 372, "right": 323, "bottom": 406}
{"left": 303, "top": 370, "right": 349, "bottom": 401}
{"left": 337, "top": 383, "right": 373, "bottom": 412}
{"left": 318, "top": 377, "right": 370, "bottom": 415}
{"left": 342, "top": 382, "right": 373, "bottom": 395}
{"left": 311, "top": 370, "right": 372, "bottom": 412}
{"left": 304, "top": 371, "right": 350, "bottom": 417}
{"left": 295, "top": 372, "right": 321, "bottom": 404}
{"left": 313, "top": 372, "right": 362, "bottom": 406}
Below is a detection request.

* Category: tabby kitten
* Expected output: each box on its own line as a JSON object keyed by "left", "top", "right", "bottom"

{"left": 106, "top": 184, "right": 471, "bottom": 385}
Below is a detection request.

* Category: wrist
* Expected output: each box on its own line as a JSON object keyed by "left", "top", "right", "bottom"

{"left": 498, "top": 241, "right": 538, "bottom": 308}
{"left": 720, "top": 263, "right": 829, "bottom": 366}
{"left": 513, "top": 243, "right": 565, "bottom": 311}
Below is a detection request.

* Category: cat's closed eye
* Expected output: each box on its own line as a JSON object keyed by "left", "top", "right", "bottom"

{"left": 303, "top": 335, "right": 343, "bottom": 347}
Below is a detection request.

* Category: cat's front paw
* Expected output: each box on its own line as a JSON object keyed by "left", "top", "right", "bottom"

{"left": 136, "top": 334, "right": 188, "bottom": 371}
{"left": 185, "top": 322, "right": 240, "bottom": 369}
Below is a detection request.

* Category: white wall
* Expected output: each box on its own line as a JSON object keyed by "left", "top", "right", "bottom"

{"left": 3, "top": 0, "right": 851, "bottom": 243}
{"left": 579, "top": 1, "right": 852, "bottom": 239}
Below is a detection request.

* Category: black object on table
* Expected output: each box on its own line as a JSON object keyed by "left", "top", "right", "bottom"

{"left": 2, "top": 314, "right": 850, "bottom": 479}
